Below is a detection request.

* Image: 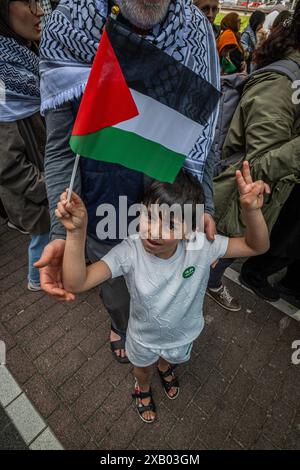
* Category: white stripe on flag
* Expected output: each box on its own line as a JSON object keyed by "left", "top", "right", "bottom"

{"left": 115, "top": 89, "right": 202, "bottom": 157}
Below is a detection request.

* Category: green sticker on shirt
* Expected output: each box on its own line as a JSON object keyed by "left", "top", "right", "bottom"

{"left": 182, "top": 266, "right": 196, "bottom": 279}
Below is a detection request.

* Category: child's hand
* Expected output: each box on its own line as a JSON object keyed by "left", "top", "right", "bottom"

{"left": 55, "top": 190, "right": 88, "bottom": 233}
{"left": 236, "top": 161, "right": 270, "bottom": 211}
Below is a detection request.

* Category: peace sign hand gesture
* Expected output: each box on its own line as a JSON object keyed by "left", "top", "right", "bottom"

{"left": 236, "top": 161, "right": 271, "bottom": 211}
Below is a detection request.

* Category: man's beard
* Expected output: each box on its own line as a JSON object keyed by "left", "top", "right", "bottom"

{"left": 115, "top": 0, "right": 171, "bottom": 30}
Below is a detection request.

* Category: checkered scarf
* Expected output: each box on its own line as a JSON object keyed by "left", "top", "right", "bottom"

{"left": 0, "top": 35, "right": 40, "bottom": 121}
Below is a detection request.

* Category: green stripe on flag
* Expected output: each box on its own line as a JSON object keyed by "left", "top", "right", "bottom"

{"left": 70, "top": 127, "right": 185, "bottom": 183}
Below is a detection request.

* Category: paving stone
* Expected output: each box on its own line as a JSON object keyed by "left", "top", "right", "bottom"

{"left": 72, "top": 374, "right": 114, "bottom": 423}
{"left": 58, "top": 376, "right": 86, "bottom": 406}
{"left": 6, "top": 393, "right": 46, "bottom": 444}
{"left": 232, "top": 399, "right": 267, "bottom": 448}
{"left": 0, "top": 421, "right": 27, "bottom": 450}
{"left": 34, "top": 346, "right": 61, "bottom": 375}
{"left": 47, "top": 405, "right": 90, "bottom": 450}
{"left": 78, "top": 322, "right": 109, "bottom": 357}
{"left": 25, "top": 325, "right": 64, "bottom": 359}
{"left": 75, "top": 344, "right": 113, "bottom": 386}
{"left": 23, "top": 374, "right": 60, "bottom": 418}
{"left": 32, "top": 303, "right": 68, "bottom": 334}
{"left": 58, "top": 302, "right": 94, "bottom": 332}
{"left": 0, "top": 323, "right": 17, "bottom": 351}
{"left": 46, "top": 349, "right": 87, "bottom": 389}
{"left": 6, "top": 346, "right": 36, "bottom": 384}
{"left": 52, "top": 323, "right": 91, "bottom": 359}
{"left": 29, "top": 427, "right": 63, "bottom": 450}
{"left": 194, "top": 369, "right": 229, "bottom": 416}
{"left": 252, "top": 435, "right": 278, "bottom": 450}
{"left": 97, "top": 406, "right": 143, "bottom": 450}
{"left": 0, "top": 366, "right": 22, "bottom": 407}
{"left": 262, "top": 416, "right": 291, "bottom": 449}
{"left": 133, "top": 402, "right": 178, "bottom": 450}
{"left": 166, "top": 403, "right": 208, "bottom": 450}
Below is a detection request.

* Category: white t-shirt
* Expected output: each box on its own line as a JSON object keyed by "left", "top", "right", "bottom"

{"left": 102, "top": 233, "right": 229, "bottom": 349}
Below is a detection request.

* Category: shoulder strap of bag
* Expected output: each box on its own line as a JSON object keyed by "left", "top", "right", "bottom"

{"left": 246, "top": 58, "right": 300, "bottom": 119}
{"left": 253, "top": 58, "right": 300, "bottom": 82}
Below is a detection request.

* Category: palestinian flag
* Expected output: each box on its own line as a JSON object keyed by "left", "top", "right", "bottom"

{"left": 70, "top": 18, "right": 220, "bottom": 183}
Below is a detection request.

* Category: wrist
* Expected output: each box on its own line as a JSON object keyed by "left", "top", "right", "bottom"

{"left": 67, "top": 226, "right": 86, "bottom": 241}
{"left": 240, "top": 200, "right": 262, "bottom": 214}
{"left": 241, "top": 205, "right": 261, "bottom": 213}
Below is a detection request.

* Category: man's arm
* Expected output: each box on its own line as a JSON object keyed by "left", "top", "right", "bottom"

{"left": 202, "top": 148, "right": 215, "bottom": 217}
{"left": 44, "top": 101, "right": 82, "bottom": 241}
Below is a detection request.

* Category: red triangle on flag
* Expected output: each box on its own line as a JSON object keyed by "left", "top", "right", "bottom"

{"left": 72, "top": 29, "right": 139, "bottom": 136}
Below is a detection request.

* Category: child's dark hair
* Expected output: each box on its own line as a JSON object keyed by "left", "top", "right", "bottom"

{"left": 143, "top": 169, "right": 205, "bottom": 231}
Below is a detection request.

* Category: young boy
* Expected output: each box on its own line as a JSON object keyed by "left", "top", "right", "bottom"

{"left": 56, "top": 161, "right": 270, "bottom": 424}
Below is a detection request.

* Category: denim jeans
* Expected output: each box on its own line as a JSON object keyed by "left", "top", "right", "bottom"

{"left": 28, "top": 233, "right": 50, "bottom": 285}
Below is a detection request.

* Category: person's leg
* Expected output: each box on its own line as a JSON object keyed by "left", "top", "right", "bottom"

{"left": 28, "top": 233, "right": 50, "bottom": 288}
{"left": 157, "top": 357, "right": 179, "bottom": 399}
{"left": 276, "top": 259, "right": 300, "bottom": 298}
{"left": 100, "top": 275, "right": 130, "bottom": 360}
{"left": 207, "top": 258, "right": 241, "bottom": 311}
{"left": 157, "top": 342, "right": 193, "bottom": 400}
{"left": 86, "top": 238, "right": 130, "bottom": 361}
{"left": 126, "top": 333, "right": 158, "bottom": 422}
{"left": 208, "top": 258, "right": 234, "bottom": 289}
{"left": 240, "top": 252, "right": 289, "bottom": 301}
{"left": 133, "top": 365, "right": 155, "bottom": 422}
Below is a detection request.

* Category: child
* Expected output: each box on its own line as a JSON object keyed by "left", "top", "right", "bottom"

{"left": 55, "top": 161, "right": 270, "bottom": 423}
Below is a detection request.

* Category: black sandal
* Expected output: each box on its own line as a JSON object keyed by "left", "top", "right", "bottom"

{"left": 110, "top": 326, "right": 130, "bottom": 364}
{"left": 132, "top": 382, "right": 156, "bottom": 424}
{"left": 157, "top": 364, "right": 179, "bottom": 400}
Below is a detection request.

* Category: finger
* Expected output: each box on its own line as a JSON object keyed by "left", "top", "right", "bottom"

{"left": 43, "top": 284, "right": 75, "bottom": 301}
{"left": 65, "top": 189, "right": 84, "bottom": 206}
{"left": 34, "top": 245, "right": 52, "bottom": 268}
{"left": 55, "top": 208, "right": 64, "bottom": 220}
{"left": 236, "top": 170, "right": 248, "bottom": 194}
{"left": 264, "top": 183, "right": 271, "bottom": 194}
{"left": 205, "top": 220, "right": 216, "bottom": 241}
{"left": 57, "top": 202, "right": 70, "bottom": 218}
{"left": 253, "top": 180, "right": 265, "bottom": 196}
{"left": 60, "top": 191, "right": 68, "bottom": 203}
{"left": 242, "top": 161, "right": 253, "bottom": 185}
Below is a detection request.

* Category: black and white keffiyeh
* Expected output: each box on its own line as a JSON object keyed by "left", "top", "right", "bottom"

{"left": 0, "top": 36, "right": 40, "bottom": 121}
{"left": 40, "top": 0, "right": 220, "bottom": 180}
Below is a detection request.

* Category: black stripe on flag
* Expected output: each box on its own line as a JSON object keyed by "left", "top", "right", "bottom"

{"left": 106, "top": 18, "right": 220, "bottom": 126}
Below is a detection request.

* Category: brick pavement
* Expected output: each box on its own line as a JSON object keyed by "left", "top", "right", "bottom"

{"left": 0, "top": 222, "right": 300, "bottom": 450}
{"left": 0, "top": 404, "right": 27, "bottom": 450}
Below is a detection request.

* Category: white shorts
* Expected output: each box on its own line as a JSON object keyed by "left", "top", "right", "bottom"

{"left": 126, "top": 334, "right": 193, "bottom": 368}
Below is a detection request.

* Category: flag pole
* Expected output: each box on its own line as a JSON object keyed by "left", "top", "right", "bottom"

{"left": 67, "top": 154, "right": 80, "bottom": 203}
{"left": 67, "top": 5, "right": 120, "bottom": 204}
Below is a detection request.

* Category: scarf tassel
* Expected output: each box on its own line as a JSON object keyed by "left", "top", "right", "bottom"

{"left": 41, "top": 82, "right": 87, "bottom": 115}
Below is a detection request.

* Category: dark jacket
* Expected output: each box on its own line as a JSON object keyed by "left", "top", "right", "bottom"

{"left": 0, "top": 113, "right": 50, "bottom": 234}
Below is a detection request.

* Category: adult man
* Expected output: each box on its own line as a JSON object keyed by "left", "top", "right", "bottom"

{"left": 36, "top": 0, "right": 220, "bottom": 362}
{"left": 194, "top": 0, "right": 220, "bottom": 39}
